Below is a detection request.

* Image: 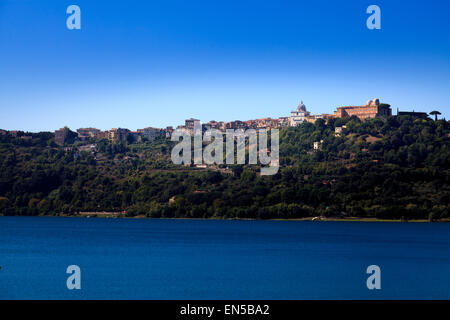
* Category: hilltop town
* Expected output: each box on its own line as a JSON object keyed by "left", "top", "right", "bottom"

{"left": 0, "top": 98, "right": 448, "bottom": 221}
{"left": 43, "top": 98, "right": 429, "bottom": 145}
{"left": 1, "top": 98, "right": 434, "bottom": 146}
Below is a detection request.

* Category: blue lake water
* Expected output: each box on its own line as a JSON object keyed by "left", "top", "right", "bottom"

{"left": 0, "top": 217, "right": 449, "bottom": 300}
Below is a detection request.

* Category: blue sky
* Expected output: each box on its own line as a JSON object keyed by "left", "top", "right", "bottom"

{"left": 0, "top": 0, "right": 449, "bottom": 132}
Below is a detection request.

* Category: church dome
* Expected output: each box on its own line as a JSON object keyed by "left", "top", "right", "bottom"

{"left": 297, "top": 100, "right": 307, "bottom": 112}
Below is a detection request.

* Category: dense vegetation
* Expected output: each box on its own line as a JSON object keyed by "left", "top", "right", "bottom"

{"left": 0, "top": 115, "right": 449, "bottom": 220}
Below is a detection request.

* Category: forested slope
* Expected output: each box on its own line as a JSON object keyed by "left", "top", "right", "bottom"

{"left": 0, "top": 115, "right": 449, "bottom": 220}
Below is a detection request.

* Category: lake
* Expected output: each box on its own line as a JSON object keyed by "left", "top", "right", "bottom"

{"left": 0, "top": 217, "right": 449, "bottom": 299}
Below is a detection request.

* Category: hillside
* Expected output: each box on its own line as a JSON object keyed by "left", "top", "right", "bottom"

{"left": 0, "top": 115, "right": 449, "bottom": 220}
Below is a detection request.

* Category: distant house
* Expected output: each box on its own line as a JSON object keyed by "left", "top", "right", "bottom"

{"left": 313, "top": 140, "right": 324, "bottom": 150}
{"left": 335, "top": 125, "right": 347, "bottom": 137}
{"left": 78, "top": 144, "right": 97, "bottom": 153}
{"left": 397, "top": 110, "right": 428, "bottom": 118}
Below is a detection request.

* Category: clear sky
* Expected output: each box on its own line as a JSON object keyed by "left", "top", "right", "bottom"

{"left": 0, "top": 0, "right": 449, "bottom": 132}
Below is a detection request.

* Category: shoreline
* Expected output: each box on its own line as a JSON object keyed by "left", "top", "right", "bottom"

{"left": 2, "top": 213, "right": 448, "bottom": 223}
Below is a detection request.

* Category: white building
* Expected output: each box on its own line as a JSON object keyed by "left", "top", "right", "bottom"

{"left": 313, "top": 140, "right": 324, "bottom": 150}
{"left": 290, "top": 101, "right": 310, "bottom": 126}
{"left": 334, "top": 125, "right": 347, "bottom": 137}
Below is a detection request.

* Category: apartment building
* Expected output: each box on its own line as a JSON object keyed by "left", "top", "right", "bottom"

{"left": 108, "top": 128, "right": 130, "bottom": 142}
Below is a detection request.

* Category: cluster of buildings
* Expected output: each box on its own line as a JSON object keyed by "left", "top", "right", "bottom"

{"left": 1, "top": 98, "right": 435, "bottom": 146}
{"left": 177, "top": 117, "right": 287, "bottom": 134}
{"left": 50, "top": 98, "right": 404, "bottom": 145}
{"left": 289, "top": 98, "right": 392, "bottom": 126}
{"left": 176, "top": 98, "right": 392, "bottom": 134}
{"left": 84, "top": 127, "right": 175, "bottom": 142}
{"left": 53, "top": 126, "right": 174, "bottom": 145}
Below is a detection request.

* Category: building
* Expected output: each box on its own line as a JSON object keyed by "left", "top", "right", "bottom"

{"left": 217, "top": 121, "right": 226, "bottom": 131}
{"left": 304, "top": 113, "right": 335, "bottom": 124}
{"left": 313, "top": 140, "right": 324, "bottom": 150}
{"left": 97, "top": 131, "right": 109, "bottom": 140}
{"left": 185, "top": 118, "right": 200, "bottom": 133}
{"left": 204, "top": 121, "right": 218, "bottom": 130}
{"left": 397, "top": 110, "right": 428, "bottom": 118}
{"left": 226, "top": 120, "right": 247, "bottom": 130}
{"left": 129, "top": 131, "right": 141, "bottom": 142}
{"left": 257, "top": 118, "right": 279, "bottom": 129}
{"left": 176, "top": 119, "right": 201, "bottom": 135}
{"left": 241, "top": 118, "right": 279, "bottom": 130}
{"left": 165, "top": 126, "right": 174, "bottom": 138}
{"left": 137, "top": 127, "right": 163, "bottom": 140}
{"left": 278, "top": 117, "right": 290, "bottom": 128}
{"left": 108, "top": 128, "right": 130, "bottom": 142}
{"left": 290, "top": 101, "right": 311, "bottom": 126}
{"left": 185, "top": 118, "right": 199, "bottom": 129}
{"left": 334, "top": 125, "right": 347, "bottom": 137}
{"left": 202, "top": 120, "right": 226, "bottom": 132}
{"left": 77, "top": 128, "right": 102, "bottom": 140}
{"left": 55, "top": 127, "right": 77, "bottom": 145}
{"left": 78, "top": 144, "right": 97, "bottom": 153}
{"left": 77, "top": 128, "right": 109, "bottom": 140}
{"left": 333, "top": 98, "right": 392, "bottom": 121}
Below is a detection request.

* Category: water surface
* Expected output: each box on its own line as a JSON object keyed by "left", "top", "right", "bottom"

{"left": 0, "top": 217, "right": 449, "bottom": 299}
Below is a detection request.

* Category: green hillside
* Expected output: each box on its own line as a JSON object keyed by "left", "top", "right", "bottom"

{"left": 0, "top": 115, "right": 449, "bottom": 220}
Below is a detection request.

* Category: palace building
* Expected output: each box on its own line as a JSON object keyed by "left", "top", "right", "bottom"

{"left": 333, "top": 98, "right": 392, "bottom": 120}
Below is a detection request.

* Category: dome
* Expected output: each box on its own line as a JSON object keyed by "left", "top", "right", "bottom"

{"left": 297, "top": 100, "right": 307, "bottom": 112}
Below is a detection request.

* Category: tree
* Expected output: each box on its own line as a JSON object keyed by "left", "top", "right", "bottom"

{"left": 0, "top": 197, "right": 10, "bottom": 209}
{"left": 430, "top": 110, "right": 441, "bottom": 121}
